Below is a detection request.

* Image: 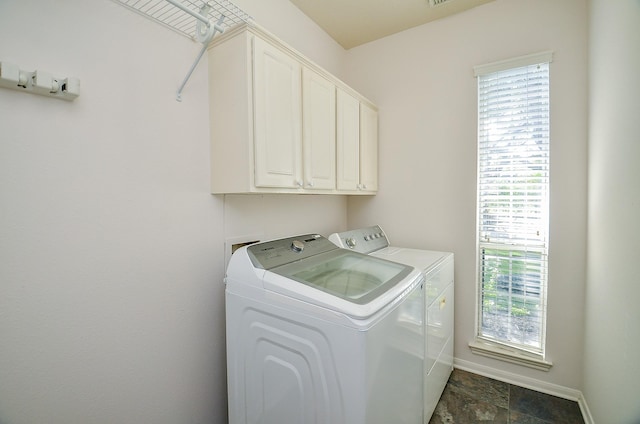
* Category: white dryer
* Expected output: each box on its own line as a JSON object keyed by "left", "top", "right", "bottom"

{"left": 328, "top": 226, "right": 454, "bottom": 422}
{"left": 225, "top": 233, "right": 426, "bottom": 424}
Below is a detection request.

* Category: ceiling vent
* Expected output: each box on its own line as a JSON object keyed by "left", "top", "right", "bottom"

{"left": 429, "top": 0, "right": 452, "bottom": 6}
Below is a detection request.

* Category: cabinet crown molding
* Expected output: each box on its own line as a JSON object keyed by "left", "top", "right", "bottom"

{"left": 207, "top": 22, "right": 377, "bottom": 111}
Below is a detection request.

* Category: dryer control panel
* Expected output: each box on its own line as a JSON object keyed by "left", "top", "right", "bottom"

{"left": 328, "top": 225, "right": 390, "bottom": 254}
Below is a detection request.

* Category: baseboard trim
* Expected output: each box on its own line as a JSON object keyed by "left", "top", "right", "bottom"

{"left": 579, "top": 396, "right": 595, "bottom": 424}
{"left": 453, "top": 357, "right": 593, "bottom": 424}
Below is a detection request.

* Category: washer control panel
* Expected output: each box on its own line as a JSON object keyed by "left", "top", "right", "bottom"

{"left": 328, "top": 225, "right": 389, "bottom": 254}
{"left": 246, "top": 234, "right": 337, "bottom": 270}
{"left": 290, "top": 240, "right": 305, "bottom": 252}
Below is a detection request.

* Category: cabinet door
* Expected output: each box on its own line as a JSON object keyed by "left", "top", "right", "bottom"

{"left": 359, "top": 103, "right": 378, "bottom": 192}
{"left": 302, "top": 68, "right": 336, "bottom": 190}
{"left": 253, "top": 37, "right": 302, "bottom": 188}
{"left": 336, "top": 89, "right": 360, "bottom": 191}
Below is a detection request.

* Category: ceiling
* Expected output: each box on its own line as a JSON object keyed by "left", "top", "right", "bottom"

{"left": 288, "top": 0, "right": 495, "bottom": 49}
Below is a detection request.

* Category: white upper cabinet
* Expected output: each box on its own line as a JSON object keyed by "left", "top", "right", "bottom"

{"left": 336, "top": 89, "right": 360, "bottom": 191}
{"left": 336, "top": 89, "right": 378, "bottom": 193}
{"left": 359, "top": 103, "right": 379, "bottom": 192}
{"left": 253, "top": 37, "right": 302, "bottom": 189}
{"left": 207, "top": 23, "right": 377, "bottom": 195}
{"left": 302, "top": 67, "right": 336, "bottom": 190}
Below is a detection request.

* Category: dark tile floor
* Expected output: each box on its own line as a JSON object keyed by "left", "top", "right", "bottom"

{"left": 429, "top": 369, "right": 585, "bottom": 424}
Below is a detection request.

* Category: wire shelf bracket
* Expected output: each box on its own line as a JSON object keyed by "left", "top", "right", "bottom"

{"left": 113, "top": 0, "right": 252, "bottom": 101}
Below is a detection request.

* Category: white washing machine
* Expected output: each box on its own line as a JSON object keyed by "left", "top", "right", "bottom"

{"left": 225, "top": 233, "right": 426, "bottom": 424}
{"left": 328, "top": 226, "right": 454, "bottom": 422}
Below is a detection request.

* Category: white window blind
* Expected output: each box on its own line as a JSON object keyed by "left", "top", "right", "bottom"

{"left": 475, "top": 53, "right": 551, "bottom": 356}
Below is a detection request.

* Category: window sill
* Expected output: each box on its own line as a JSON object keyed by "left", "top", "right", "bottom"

{"left": 469, "top": 340, "right": 553, "bottom": 372}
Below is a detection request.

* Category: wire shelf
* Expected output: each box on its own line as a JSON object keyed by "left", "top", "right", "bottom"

{"left": 114, "top": 0, "right": 252, "bottom": 41}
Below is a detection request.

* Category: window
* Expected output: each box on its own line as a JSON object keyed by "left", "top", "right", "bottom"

{"left": 472, "top": 52, "right": 552, "bottom": 368}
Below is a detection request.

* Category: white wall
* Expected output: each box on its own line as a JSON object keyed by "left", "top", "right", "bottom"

{"left": 345, "top": 0, "right": 589, "bottom": 390}
{"left": 584, "top": 0, "right": 640, "bottom": 422}
{"left": 0, "top": 1, "right": 346, "bottom": 423}
{"left": 10, "top": 0, "right": 634, "bottom": 421}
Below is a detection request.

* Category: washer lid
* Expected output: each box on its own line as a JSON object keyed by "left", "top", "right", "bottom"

{"left": 270, "top": 248, "right": 413, "bottom": 306}
{"left": 242, "top": 234, "right": 419, "bottom": 318}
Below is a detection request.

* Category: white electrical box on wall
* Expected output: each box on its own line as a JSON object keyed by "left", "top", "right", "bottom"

{"left": 0, "top": 61, "right": 80, "bottom": 101}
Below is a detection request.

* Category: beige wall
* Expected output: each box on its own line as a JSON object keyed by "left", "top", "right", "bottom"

{"left": 5, "top": 0, "right": 636, "bottom": 422}
{"left": 585, "top": 0, "right": 640, "bottom": 422}
{"left": 345, "top": 0, "right": 589, "bottom": 390}
{"left": 0, "top": 1, "right": 346, "bottom": 423}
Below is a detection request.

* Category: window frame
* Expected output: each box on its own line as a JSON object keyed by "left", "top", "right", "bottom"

{"left": 471, "top": 51, "right": 554, "bottom": 370}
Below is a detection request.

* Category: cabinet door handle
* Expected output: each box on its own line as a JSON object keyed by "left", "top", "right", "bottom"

{"left": 306, "top": 181, "right": 314, "bottom": 187}
{"left": 440, "top": 297, "right": 446, "bottom": 310}
{"left": 295, "top": 180, "right": 303, "bottom": 188}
